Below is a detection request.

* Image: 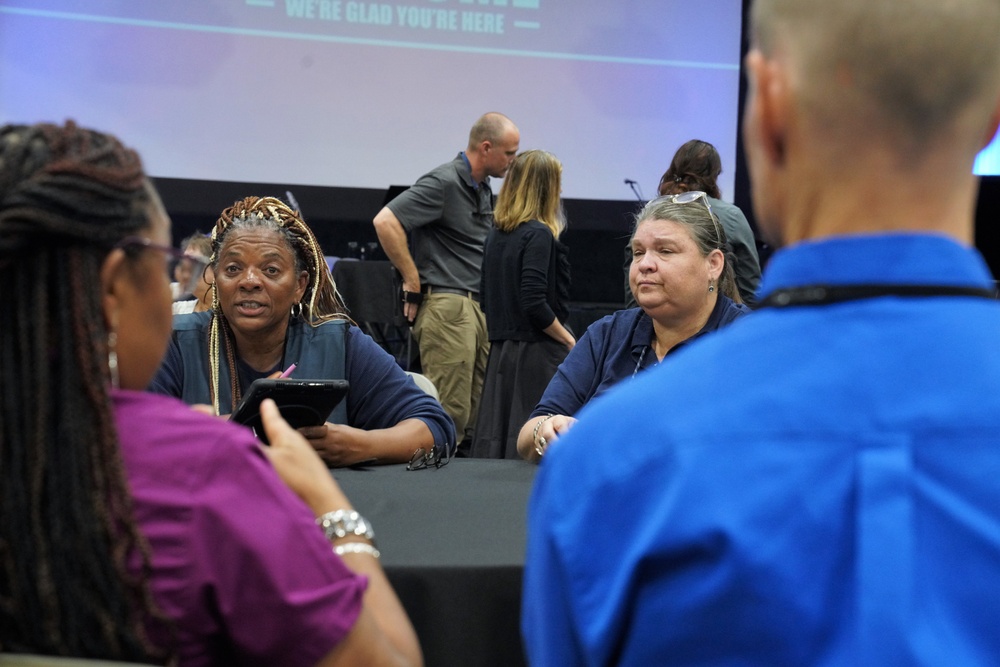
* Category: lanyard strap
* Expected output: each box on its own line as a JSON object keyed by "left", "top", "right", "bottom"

{"left": 758, "top": 283, "right": 996, "bottom": 308}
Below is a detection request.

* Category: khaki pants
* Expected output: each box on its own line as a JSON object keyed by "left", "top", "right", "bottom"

{"left": 412, "top": 292, "right": 489, "bottom": 441}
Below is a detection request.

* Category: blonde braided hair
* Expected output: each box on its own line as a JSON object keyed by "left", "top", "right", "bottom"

{"left": 206, "top": 196, "right": 349, "bottom": 414}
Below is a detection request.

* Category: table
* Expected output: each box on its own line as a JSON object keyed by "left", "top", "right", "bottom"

{"left": 334, "top": 459, "right": 537, "bottom": 667}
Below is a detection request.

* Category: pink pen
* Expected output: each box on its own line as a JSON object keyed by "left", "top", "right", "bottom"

{"left": 278, "top": 363, "right": 297, "bottom": 379}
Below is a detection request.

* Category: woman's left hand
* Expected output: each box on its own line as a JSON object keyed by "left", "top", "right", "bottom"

{"left": 298, "top": 422, "right": 372, "bottom": 467}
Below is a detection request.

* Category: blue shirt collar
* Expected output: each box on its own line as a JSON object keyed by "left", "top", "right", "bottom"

{"left": 459, "top": 151, "right": 487, "bottom": 191}
{"left": 759, "top": 233, "right": 994, "bottom": 299}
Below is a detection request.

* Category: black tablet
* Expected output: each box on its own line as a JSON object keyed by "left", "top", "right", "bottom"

{"left": 230, "top": 378, "right": 349, "bottom": 444}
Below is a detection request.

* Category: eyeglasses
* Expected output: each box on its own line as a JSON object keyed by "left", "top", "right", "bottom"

{"left": 406, "top": 443, "right": 451, "bottom": 471}
{"left": 115, "top": 236, "right": 211, "bottom": 296}
{"left": 660, "top": 191, "right": 724, "bottom": 248}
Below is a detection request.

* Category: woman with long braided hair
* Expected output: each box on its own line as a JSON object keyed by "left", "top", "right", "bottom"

{"left": 0, "top": 121, "right": 173, "bottom": 662}
{"left": 0, "top": 122, "right": 422, "bottom": 666}
{"left": 150, "top": 196, "right": 455, "bottom": 467}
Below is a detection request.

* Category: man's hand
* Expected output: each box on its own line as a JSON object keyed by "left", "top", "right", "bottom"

{"left": 373, "top": 206, "right": 422, "bottom": 323}
{"left": 402, "top": 281, "right": 421, "bottom": 322}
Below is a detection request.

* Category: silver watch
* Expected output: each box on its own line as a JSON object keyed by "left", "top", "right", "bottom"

{"left": 317, "top": 509, "right": 375, "bottom": 543}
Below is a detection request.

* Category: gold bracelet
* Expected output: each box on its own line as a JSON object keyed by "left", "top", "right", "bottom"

{"left": 334, "top": 542, "right": 381, "bottom": 560}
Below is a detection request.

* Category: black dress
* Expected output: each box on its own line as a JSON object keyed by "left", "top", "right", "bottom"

{"left": 472, "top": 220, "right": 572, "bottom": 459}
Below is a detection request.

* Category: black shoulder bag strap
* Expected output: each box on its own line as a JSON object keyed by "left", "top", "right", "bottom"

{"left": 758, "top": 284, "right": 996, "bottom": 308}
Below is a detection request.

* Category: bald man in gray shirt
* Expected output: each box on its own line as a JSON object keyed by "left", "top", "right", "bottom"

{"left": 373, "top": 112, "right": 520, "bottom": 448}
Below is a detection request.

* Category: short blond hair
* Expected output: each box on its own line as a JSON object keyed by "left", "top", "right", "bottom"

{"left": 468, "top": 112, "right": 515, "bottom": 149}
{"left": 751, "top": 0, "right": 1000, "bottom": 156}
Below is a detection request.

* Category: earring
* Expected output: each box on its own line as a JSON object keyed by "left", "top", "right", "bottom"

{"left": 708, "top": 284, "right": 716, "bottom": 293}
{"left": 107, "top": 330, "right": 120, "bottom": 389}
{"left": 201, "top": 281, "right": 215, "bottom": 308}
{"left": 291, "top": 302, "right": 302, "bottom": 319}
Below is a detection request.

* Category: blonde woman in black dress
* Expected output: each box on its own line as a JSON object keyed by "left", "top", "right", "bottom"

{"left": 472, "top": 150, "right": 575, "bottom": 459}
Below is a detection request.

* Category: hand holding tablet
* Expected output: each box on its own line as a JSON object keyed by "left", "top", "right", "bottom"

{"left": 230, "top": 378, "right": 349, "bottom": 445}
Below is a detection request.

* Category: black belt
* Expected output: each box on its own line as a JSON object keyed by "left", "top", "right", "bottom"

{"left": 422, "top": 285, "right": 479, "bottom": 302}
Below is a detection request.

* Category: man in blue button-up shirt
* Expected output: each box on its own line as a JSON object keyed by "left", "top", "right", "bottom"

{"left": 523, "top": 0, "right": 1000, "bottom": 665}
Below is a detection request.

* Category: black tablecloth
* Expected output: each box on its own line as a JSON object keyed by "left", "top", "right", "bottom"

{"left": 334, "top": 459, "right": 537, "bottom": 667}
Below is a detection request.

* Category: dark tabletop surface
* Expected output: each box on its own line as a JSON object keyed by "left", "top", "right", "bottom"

{"left": 333, "top": 458, "right": 538, "bottom": 667}
{"left": 333, "top": 458, "right": 538, "bottom": 568}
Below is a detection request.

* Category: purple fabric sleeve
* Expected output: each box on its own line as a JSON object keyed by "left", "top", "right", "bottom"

{"left": 114, "top": 390, "right": 366, "bottom": 667}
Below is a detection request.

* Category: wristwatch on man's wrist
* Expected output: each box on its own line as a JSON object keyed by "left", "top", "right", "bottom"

{"left": 316, "top": 509, "right": 376, "bottom": 544}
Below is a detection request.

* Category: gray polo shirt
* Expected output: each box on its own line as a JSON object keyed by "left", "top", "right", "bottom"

{"left": 387, "top": 153, "right": 494, "bottom": 293}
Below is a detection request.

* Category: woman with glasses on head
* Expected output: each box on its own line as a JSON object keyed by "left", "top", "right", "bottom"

{"left": 150, "top": 196, "right": 455, "bottom": 467}
{"left": 656, "top": 139, "right": 762, "bottom": 306}
{"left": 517, "top": 193, "right": 750, "bottom": 462}
{"left": 0, "top": 121, "right": 421, "bottom": 665}
{"left": 471, "top": 150, "right": 575, "bottom": 460}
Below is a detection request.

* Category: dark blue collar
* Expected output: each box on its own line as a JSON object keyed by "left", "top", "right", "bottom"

{"left": 460, "top": 151, "right": 477, "bottom": 190}
{"left": 459, "top": 151, "right": 488, "bottom": 191}
{"left": 629, "top": 296, "right": 740, "bottom": 365}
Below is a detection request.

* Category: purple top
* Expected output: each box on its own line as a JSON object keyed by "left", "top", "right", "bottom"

{"left": 113, "top": 389, "right": 366, "bottom": 666}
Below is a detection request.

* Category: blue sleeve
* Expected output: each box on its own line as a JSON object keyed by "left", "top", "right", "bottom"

{"left": 147, "top": 334, "right": 184, "bottom": 397}
{"left": 520, "top": 227, "right": 558, "bottom": 331}
{"left": 344, "top": 326, "right": 457, "bottom": 452}
{"left": 530, "top": 323, "right": 604, "bottom": 419}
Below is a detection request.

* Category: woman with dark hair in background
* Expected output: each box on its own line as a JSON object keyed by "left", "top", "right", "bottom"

{"left": 472, "top": 150, "right": 574, "bottom": 459}
{"left": 0, "top": 121, "right": 421, "bottom": 665}
{"left": 657, "top": 139, "right": 762, "bottom": 306}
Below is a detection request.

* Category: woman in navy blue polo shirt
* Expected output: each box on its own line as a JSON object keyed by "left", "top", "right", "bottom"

{"left": 516, "top": 192, "right": 750, "bottom": 462}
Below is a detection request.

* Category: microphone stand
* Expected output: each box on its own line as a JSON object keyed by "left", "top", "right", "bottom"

{"left": 624, "top": 179, "right": 644, "bottom": 203}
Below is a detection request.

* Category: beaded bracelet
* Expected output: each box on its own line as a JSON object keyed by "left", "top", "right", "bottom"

{"left": 316, "top": 509, "right": 375, "bottom": 544}
{"left": 334, "top": 542, "right": 381, "bottom": 560}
